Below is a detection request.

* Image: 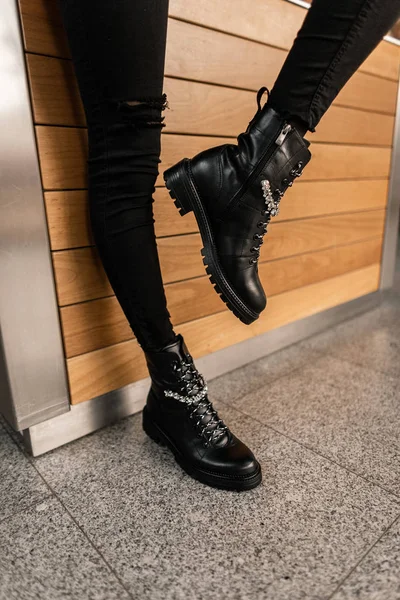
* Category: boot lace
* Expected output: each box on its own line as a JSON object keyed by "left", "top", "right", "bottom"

{"left": 249, "top": 164, "right": 304, "bottom": 265}
{"left": 164, "top": 359, "right": 228, "bottom": 447}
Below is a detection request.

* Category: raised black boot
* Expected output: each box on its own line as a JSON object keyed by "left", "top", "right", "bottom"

{"left": 164, "top": 88, "right": 312, "bottom": 324}
{"left": 142, "top": 334, "right": 262, "bottom": 491}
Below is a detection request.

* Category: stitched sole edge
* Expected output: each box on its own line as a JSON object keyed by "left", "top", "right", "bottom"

{"left": 163, "top": 159, "right": 260, "bottom": 325}
{"left": 142, "top": 407, "right": 262, "bottom": 492}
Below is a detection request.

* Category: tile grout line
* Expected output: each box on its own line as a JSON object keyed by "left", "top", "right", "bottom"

{"left": 217, "top": 395, "right": 400, "bottom": 505}
{"left": 323, "top": 349, "right": 400, "bottom": 381}
{"left": 29, "top": 462, "right": 136, "bottom": 600}
{"left": 2, "top": 424, "right": 135, "bottom": 600}
{"left": 327, "top": 513, "right": 400, "bottom": 600}
{"left": 210, "top": 336, "right": 335, "bottom": 402}
{"left": 0, "top": 495, "right": 54, "bottom": 527}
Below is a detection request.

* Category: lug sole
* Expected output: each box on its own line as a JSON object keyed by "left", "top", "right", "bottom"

{"left": 142, "top": 407, "right": 262, "bottom": 492}
{"left": 163, "top": 159, "right": 260, "bottom": 325}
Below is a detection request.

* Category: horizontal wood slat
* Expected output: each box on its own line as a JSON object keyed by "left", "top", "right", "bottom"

{"left": 19, "top": 0, "right": 70, "bottom": 58}
{"left": 67, "top": 263, "right": 380, "bottom": 403}
{"left": 337, "top": 72, "right": 397, "bottom": 116}
{"left": 26, "top": 53, "right": 86, "bottom": 127}
{"left": 20, "top": 0, "right": 399, "bottom": 82}
{"left": 27, "top": 53, "right": 395, "bottom": 146}
{"left": 61, "top": 237, "right": 382, "bottom": 358}
{"left": 52, "top": 209, "right": 385, "bottom": 306}
{"left": 44, "top": 178, "right": 389, "bottom": 250}
{"left": 36, "top": 127, "right": 392, "bottom": 190}
{"left": 166, "top": 20, "right": 397, "bottom": 114}
{"left": 309, "top": 106, "right": 394, "bottom": 146}
{"left": 169, "top": 0, "right": 400, "bottom": 82}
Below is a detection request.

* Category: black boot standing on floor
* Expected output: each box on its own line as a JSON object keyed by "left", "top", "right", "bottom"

{"left": 164, "top": 89, "right": 311, "bottom": 325}
{"left": 142, "top": 334, "right": 262, "bottom": 491}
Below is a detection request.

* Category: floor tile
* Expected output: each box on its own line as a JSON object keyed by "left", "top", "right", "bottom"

{"left": 0, "top": 496, "right": 131, "bottom": 600}
{"left": 231, "top": 354, "right": 400, "bottom": 496}
{"left": 301, "top": 304, "right": 400, "bottom": 379}
{"left": 33, "top": 407, "right": 399, "bottom": 600}
{"left": 207, "top": 338, "right": 324, "bottom": 405}
{"left": 332, "top": 517, "right": 400, "bottom": 600}
{"left": 0, "top": 421, "right": 51, "bottom": 522}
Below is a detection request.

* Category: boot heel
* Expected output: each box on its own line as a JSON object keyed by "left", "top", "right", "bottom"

{"left": 163, "top": 159, "right": 193, "bottom": 216}
{"left": 142, "top": 407, "right": 165, "bottom": 447}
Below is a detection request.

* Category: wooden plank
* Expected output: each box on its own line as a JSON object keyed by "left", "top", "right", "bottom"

{"left": 36, "top": 126, "right": 88, "bottom": 190}
{"left": 67, "top": 263, "right": 380, "bottom": 403}
{"left": 157, "top": 210, "right": 385, "bottom": 283}
{"left": 169, "top": 0, "right": 307, "bottom": 53}
{"left": 20, "top": 6, "right": 398, "bottom": 116}
{"left": 44, "top": 179, "right": 388, "bottom": 250}
{"left": 302, "top": 144, "right": 391, "bottom": 181}
{"left": 53, "top": 246, "right": 114, "bottom": 306}
{"left": 26, "top": 53, "right": 86, "bottom": 127}
{"left": 337, "top": 71, "right": 397, "bottom": 115}
{"left": 166, "top": 19, "right": 397, "bottom": 115}
{"left": 307, "top": 105, "right": 394, "bottom": 146}
{"left": 20, "top": 0, "right": 399, "bottom": 82}
{"left": 362, "top": 40, "right": 400, "bottom": 82}
{"left": 169, "top": 0, "right": 399, "bottom": 82}
{"left": 44, "top": 190, "right": 94, "bottom": 251}
{"left": 27, "top": 54, "right": 395, "bottom": 146}
{"left": 44, "top": 187, "right": 197, "bottom": 250}
{"left": 61, "top": 237, "right": 382, "bottom": 358}
{"left": 18, "top": 0, "right": 70, "bottom": 58}
{"left": 163, "top": 135, "right": 392, "bottom": 182}
{"left": 276, "top": 179, "right": 389, "bottom": 222}
{"left": 36, "top": 127, "right": 392, "bottom": 190}
{"left": 52, "top": 209, "right": 385, "bottom": 306}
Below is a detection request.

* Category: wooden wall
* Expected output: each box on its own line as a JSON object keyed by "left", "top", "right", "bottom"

{"left": 18, "top": 0, "right": 399, "bottom": 404}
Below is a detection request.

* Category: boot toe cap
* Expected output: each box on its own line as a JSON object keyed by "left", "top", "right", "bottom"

{"left": 202, "top": 434, "right": 261, "bottom": 479}
{"left": 223, "top": 258, "right": 267, "bottom": 315}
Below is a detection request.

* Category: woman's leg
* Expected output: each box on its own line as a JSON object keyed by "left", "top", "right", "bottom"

{"left": 164, "top": 0, "right": 400, "bottom": 324}
{"left": 59, "top": 0, "right": 262, "bottom": 490}
{"left": 268, "top": 0, "right": 400, "bottom": 133}
{"left": 58, "top": 0, "right": 175, "bottom": 352}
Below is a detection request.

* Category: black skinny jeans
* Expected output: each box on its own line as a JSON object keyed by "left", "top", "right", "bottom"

{"left": 58, "top": 0, "right": 399, "bottom": 352}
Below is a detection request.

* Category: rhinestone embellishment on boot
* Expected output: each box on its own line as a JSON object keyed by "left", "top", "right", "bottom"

{"left": 164, "top": 386, "right": 208, "bottom": 405}
{"left": 261, "top": 179, "right": 280, "bottom": 217}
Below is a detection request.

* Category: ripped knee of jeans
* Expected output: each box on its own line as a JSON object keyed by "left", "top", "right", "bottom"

{"left": 116, "top": 93, "right": 169, "bottom": 129}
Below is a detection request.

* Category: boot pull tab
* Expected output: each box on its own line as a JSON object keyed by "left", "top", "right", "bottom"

{"left": 256, "top": 86, "right": 270, "bottom": 112}
{"left": 245, "top": 86, "right": 270, "bottom": 133}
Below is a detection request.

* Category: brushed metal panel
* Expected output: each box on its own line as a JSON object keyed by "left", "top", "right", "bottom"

{"left": 381, "top": 79, "right": 400, "bottom": 289}
{"left": 0, "top": 0, "right": 70, "bottom": 430}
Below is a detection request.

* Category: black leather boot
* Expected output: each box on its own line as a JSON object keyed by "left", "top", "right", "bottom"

{"left": 164, "top": 88, "right": 312, "bottom": 324}
{"left": 142, "top": 334, "right": 262, "bottom": 491}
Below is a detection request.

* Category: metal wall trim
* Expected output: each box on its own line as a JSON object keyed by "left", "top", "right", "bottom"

{"left": 24, "top": 290, "right": 381, "bottom": 456}
{"left": 0, "top": 0, "right": 70, "bottom": 429}
{"left": 380, "top": 78, "right": 400, "bottom": 289}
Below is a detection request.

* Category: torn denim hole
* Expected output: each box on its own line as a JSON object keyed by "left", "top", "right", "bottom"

{"left": 116, "top": 93, "right": 169, "bottom": 128}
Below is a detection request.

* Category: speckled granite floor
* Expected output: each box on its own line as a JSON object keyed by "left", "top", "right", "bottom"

{"left": 1, "top": 253, "right": 400, "bottom": 600}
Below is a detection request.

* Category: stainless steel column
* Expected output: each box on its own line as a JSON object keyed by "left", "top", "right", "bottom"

{"left": 380, "top": 79, "right": 400, "bottom": 289}
{"left": 0, "top": 0, "right": 70, "bottom": 430}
